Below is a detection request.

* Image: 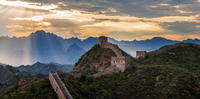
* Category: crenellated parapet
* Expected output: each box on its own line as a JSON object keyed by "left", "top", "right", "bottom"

{"left": 99, "top": 36, "right": 123, "bottom": 57}
{"left": 98, "top": 36, "right": 130, "bottom": 73}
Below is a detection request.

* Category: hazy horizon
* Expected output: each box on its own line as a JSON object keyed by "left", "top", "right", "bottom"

{"left": 0, "top": 30, "right": 200, "bottom": 41}
{"left": 0, "top": 30, "right": 200, "bottom": 66}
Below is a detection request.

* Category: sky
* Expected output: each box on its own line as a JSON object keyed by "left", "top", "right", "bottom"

{"left": 0, "top": 0, "right": 200, "bottom": 40}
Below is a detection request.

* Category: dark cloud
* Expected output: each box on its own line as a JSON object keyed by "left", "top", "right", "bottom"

{"left": 93, "top": 18, "right": 120, "bottom": 22}
{"left": 17, "top": 0, "right": 200, "bottom": 17}
{"left": 164, "top": 22, "right": 200, "bottom": 34}
{"left": 166, "top": 0, "right": 198, "bottom": 5}
{"left": 48, "top": 19, "right": 79, "bottom": 28}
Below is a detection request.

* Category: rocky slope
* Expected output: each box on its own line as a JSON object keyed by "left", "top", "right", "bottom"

{"left": 73, "top": 44, "right": 132, "bottom": 76}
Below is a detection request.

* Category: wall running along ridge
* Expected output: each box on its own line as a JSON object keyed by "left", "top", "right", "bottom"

{"left": 49, "top": 72, "right": 73, "bottom": 99}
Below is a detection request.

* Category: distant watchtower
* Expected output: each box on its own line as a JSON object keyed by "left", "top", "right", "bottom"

{"left": 99, "top": 36, "right": 108, "bottom": 47}
{"left": 136, "top": 51, "right": 147, "bottom": 58}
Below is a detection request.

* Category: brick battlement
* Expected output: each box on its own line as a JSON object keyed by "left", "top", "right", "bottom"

{"left": 104, "top": 43, "right": 123, "bottom": 57}
{"left": 98, "top": 36, "right": 130, "bottom": 74}
{"left": 99, "top": 36, "right": 123, "bottom": 57}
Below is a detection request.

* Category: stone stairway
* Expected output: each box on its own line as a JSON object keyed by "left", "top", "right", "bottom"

{"left": 49, "top": 72, "right": 73, "bottom": 99}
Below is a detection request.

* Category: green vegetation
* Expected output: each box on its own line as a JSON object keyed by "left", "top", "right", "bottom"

{"left": 0, "top": 79, "right": 57, "bottom": 99}
{"left": 140, "top": 46, "right": 200, "bottom": 76}
{"left": 142, "top": 46, "right": 200, "bottom": 65}
{"left": 62, "top": 66, "right": 199, "bottom": 99}
{"left": 0, "top": 65, "right": 43, "bottom": 91}
{"left": 1, "top": 65, "right": 199, "bottom": 99}
{"left": 64, "top": 43, "right": 200, "bottom": 99}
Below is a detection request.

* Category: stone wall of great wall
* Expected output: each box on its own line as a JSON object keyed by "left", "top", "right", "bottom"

{"left": 99, "top": 36, "right": 123, "bottom": 57}
{"left": 49, "top": 72, "right": 73, "bottom": 99}
{"left": 95, "top": 36, "right": 130, "bottom": 76}
{"left": 148, "top": 43, "right": 200, "bottom": 56}
{"left": 104, "top": 43, "right": 123, "bottom": 57}
{"left": 102, "top": 43, "right": 128, "bottom": 71}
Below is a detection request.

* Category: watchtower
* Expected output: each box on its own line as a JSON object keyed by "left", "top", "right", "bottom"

{"left": 99, "top": 36, "right": 108, "bottom": 47}
{"left": 111, "top": 57, "right": 130, "bottom": 72}
{"left": 136, "top": 51, "right": 147, "bottom": 58}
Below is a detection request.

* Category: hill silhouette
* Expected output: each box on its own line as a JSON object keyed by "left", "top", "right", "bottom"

{"left": 16, "top": 62, "right": 73, "bottom": 74}
{"left": 0, "top": 65, "right": 44, "bottom": 91}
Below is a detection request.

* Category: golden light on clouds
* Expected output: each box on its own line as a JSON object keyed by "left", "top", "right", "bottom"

{"left": 177, "top": 10, "right": 193, "bottom": 14}
{"left": 11, "top": 16, "right": 44, "bottom": 21}
{"left": 37, "top": 22, "right": 51, "bottom": 26}
{"left": 149, "top": 15, "right": 200, "bottom": 23}
{"left": 81, "top": 21, "right": 164, "bottom": 33}
{"left": 136, "top": 34, "right": 184, "bottom": 40}
{"left": 0, "top": 0, "right": 200, "bottom": 40}
{"left": 194, "top": 25, "right": 200, "bottom": 28}
{"left": 188, "top": 34, "right": 200, "bottom": 39}
{"left": 0, "top": 0, "right": 58, "bottom": 10}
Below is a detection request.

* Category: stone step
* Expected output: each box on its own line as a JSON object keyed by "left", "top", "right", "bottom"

{"left": 49, "top": 72, "right": 73, "bottom": 99}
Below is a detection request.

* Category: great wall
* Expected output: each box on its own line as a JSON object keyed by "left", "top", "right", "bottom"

{"left": 93, "top": 36, "right": 130, "bottom": 77}
{"left": 45, "top": 35, "right": 200, "bottom": 99}
{"left": 48, "top": 37, "right": 200, "bottom": 98}
{"left": 148, "top": 43, "right": 200, "bottom": 56}
{"left": 49, "top": 36, "right": 131, "bottom": 98}
{"left": 49, "top": 72, "right": 73, "bottom": 99}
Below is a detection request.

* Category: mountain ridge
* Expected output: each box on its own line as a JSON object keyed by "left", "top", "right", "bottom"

{"left": 0, "top": 65, "right": 44, "bottom": 91}
{"left": 0, "top": 30, "right": 200, "bottom": 65}
{"left": 16, "top": 62, "right": 73, "bottom": 74}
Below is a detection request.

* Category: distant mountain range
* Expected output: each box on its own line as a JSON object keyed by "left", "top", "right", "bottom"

{"left": 0, "top": 65, "right": 43, "bottom": 90}
{"left": 0, "top": 30, "right": 199, "bottom": 65}
{"left": 16, "top": 62, "right": 73, "bottom": 74}
{"left": 109, "top": 37, "right": 200, "bottom": 56}
{"left": 0, "top": 62, "right": 72, "bottom": 91}
{"left": 0, "top": 63, "right": 6, "bottom": 66}
{"left": 0, "top": 30, "right": 97, "bottom": 65}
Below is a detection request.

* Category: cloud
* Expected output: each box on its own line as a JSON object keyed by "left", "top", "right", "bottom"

{"left": 11, "top": 16, "right": 44, "bottom": 21}
{"left": 164, "top": 22, "right": 200, "bottom": 33}
{"left": 0, "top": 0, "right": 58, "bottom": 10}
{"left": 7, "top": 7, "right": 200, "bottom": 39}
{"left": 80, "top": 21, "right": 164, "bottom": 33}
{"left": 0, "top": 0, "right": 200, "bottom": 40}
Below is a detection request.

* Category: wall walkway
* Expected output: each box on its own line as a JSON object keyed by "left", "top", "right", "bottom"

{"left": 49, "top": 72, "right": 73, "bottom": 99}
{"left": 104, "top": 43, "right": 123, "bottom": 57}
